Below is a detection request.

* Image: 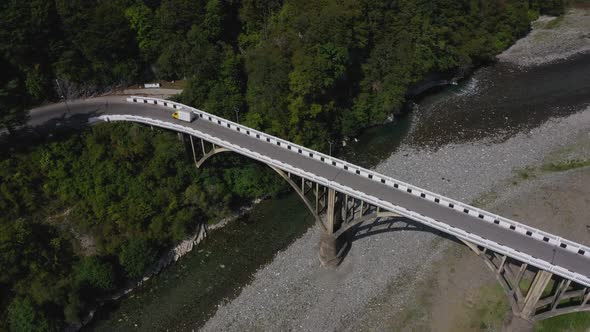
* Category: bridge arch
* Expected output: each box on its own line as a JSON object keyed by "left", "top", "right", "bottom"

{"left": 183, "top": 135, "right": 400, "bottom": 240}
{"left": 182, "top": 134, "right": 327, "bottom": 232}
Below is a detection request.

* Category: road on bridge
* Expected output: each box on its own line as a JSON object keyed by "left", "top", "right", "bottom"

{"left": 24, "top": 96, "right": 590, "bottom": 286}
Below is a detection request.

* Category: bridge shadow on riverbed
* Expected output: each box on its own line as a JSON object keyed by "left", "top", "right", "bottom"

{"left": 337, "top": 216, "right": 464, "bottom": 261}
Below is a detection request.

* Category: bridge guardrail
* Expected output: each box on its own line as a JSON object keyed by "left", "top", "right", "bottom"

{"left": 126, "top": 96, "right": 590, "bottom": 261}
{"left": 97, "top": 113, "right": 590, "bottom": 287}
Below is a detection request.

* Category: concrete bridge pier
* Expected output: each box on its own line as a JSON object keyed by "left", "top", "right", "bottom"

{"left": 319, "top": 188, "right": 344, "bottom": 267}
{"left": 319, "top": 233, "right": 342, "bottom": 267}
{"left": 317, "top": 189, "right": 398, "bottom": 267}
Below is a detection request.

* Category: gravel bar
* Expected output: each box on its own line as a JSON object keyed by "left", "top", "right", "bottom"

{"left": 497, "top": 8, "right": 590, "bottom": 67}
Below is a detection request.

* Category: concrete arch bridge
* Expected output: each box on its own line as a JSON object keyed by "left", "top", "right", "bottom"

{"left": 24, "top": 96, "right": 590, "bottom": 322}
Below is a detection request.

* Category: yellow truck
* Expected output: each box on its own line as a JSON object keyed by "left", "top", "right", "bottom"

{"left": 172, "top": 109, "right": 195, "bottom": 122}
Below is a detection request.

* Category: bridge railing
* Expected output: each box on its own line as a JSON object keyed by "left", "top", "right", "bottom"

{"left": 125, "top": 96, "right": 590, "bottom": 261}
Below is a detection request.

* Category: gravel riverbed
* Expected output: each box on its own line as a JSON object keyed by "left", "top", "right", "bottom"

{"left": 377, "top": 109, "right": 590, "bottom": 203}
{"left": 497, "top": 8, "right": 590, "bottom": 67}
{"left": 201, "top": 105, "right": 590, "bottom": 332}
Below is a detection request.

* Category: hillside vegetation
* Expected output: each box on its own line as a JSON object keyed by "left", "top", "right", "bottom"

{"left": 1, "top": 0, "right": 563, "bottom": 144}
{"left": 0, "top": 124, "right": 284, "bottom": 330}
{"left": 0, "top": 0, "right": 565, "bottom": 330}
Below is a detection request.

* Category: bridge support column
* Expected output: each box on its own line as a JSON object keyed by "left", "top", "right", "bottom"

{"left": 317, "top": 188, "right": 399, "bottom": 267}
{"left": 325, "top": 188, "right": 341, "bottom": 234}
{"left": 319, "top": 233, "right": 342, "bottom": 267}
{"left": 462, "top": 239, "right": 590, "bottom": 322}
{"left": 520, "top": 270, "right": 553, "bottom": 319}
{"left": 319, "top": 188, "right": 343, "bottom": 267}
{"left": 189, "top": 135, "right": 198, "bottom": 168}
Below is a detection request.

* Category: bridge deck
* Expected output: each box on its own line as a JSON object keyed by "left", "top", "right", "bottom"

{"left": 32, "top": 97, "right": 590, "bottom": 283}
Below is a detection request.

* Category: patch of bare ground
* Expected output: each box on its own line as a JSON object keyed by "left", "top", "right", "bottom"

{"left": 107, "top": 80, "right": 186, "bottom": 99}
{"left": 425, "top": 165, "right": 590, "bottom": 332}
{"left": 117, "top": 88, "right": 183, "bottom": 99}
{"left": 46, "top": 207, "right": 98, "bottom": 256}
{"left": 497, "top": 8, "right": 590, "bottom": 67}
{"left": 70, "top": 228, "right": 98, "bottom": 256}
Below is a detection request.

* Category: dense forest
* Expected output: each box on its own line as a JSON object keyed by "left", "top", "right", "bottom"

{"left": 0, "top": 124, "right": 285, "bottom": 330}
{"left": 1, "top": 0, "right": 564, "bottom": 143}
{"left": 0, "top": 0, "right": 565, "bottom": 330}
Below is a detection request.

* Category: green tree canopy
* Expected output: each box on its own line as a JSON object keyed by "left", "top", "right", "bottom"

{"left": 119, "top": 238, "right": 159, "bottom": 279}
{"left": 74, "top": 256, "right": 116, "bottom": 292}
{"left": 0, "top": 62, "right": 29, "bottom": 134}
{"left": 7, "top": 297, "right": 51, "bottom": 332}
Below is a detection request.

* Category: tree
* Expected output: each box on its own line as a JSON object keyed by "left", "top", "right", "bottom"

{"left": 0, "top": 72, "right": 28, "bottom": 134}
{"left": 54, "top": 0, "right": 140, "bottom": 85}
{"left": 0, "top": 219, "right": 32, "bottom": 285}
{"left": 199, "top": 47, "right": 245, "bottom": 119}
{"left": 534, "top": 0, "right": 565, "bottom": 16}
{"left": 0, "top": 0, "right": 57, "bottom": 101}
{"left": 156, "top": 0, "right": 206, "bottom": 37}
{"left": 171, "top": 209, "right": 198, "bottom": 241}
{"left": 125, "top": 2, "right": 158, "bottom": 63}
{"left": 81, "top": 1, "right": 141, "bottom": 84}
{"left": 119, "top": 238, "right": 158, "bottom": 279}
{"left": 74, "top": 256, "right": 116, "bottom": 292}
{"left": 243, "top": 45, "right": 291, "bottom": 136}
{"left": 7, "top": 297, "right": 51, "bottom": 332}
{"left": 63, "top": 290, "right": 83, "bottom": 324}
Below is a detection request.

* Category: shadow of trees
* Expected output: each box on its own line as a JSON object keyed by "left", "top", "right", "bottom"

{"left": 0, "top": 110, "right": 101, "bottom": 157}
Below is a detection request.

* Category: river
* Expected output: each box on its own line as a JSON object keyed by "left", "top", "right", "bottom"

{"left": 87, "top": 53, "right": 590, "bottom": 331}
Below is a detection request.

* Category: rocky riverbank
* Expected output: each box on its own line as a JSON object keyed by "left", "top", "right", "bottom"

{"left": 73, "top": 198, "right": 264, "bottom": 331}
{"left": 497, "top": 7, "right": 590, "bottom": 67}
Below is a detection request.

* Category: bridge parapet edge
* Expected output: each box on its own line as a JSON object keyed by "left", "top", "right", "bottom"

{"left": 124, "top": 97, "right": 590, "bottom": 267}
